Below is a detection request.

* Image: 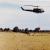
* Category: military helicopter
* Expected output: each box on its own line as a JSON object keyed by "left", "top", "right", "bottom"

{"left": 21, "top": 5, "right": 45, "bottom": 13}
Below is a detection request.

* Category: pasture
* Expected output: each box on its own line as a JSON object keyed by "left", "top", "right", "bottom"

{"left": 0, "top": 32, "right": 50, "bottom": 50}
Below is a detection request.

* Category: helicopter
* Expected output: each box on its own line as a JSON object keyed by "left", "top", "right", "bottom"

{"left": 21, "top": 5, "right": 45, "bottom": 13}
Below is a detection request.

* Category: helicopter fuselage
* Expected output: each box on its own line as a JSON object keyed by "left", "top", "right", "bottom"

{"left": 21, "top": 7, "right": 44, "bottom": 13}
{"left": 33, "top": 8, "right": 44, "bottom": 13}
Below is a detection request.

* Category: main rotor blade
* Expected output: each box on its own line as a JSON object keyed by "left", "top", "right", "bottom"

{"left": 22, "top": 5, "right": 50, "bottom": 7}
{"left": 24, "top": 5, "right": 39, "bottom": 7}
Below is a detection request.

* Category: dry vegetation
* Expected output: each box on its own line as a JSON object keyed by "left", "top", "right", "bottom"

{"left": 0, "top": 32, "right": 50, "bottom": 50}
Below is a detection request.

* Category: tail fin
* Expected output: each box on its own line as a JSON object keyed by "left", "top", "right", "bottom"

{"left": 21, "top": 7, "right": 24, "bottom": 10}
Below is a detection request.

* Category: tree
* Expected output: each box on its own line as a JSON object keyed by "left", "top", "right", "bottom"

{"left": 34, "top": 27, "right": 40, "bottom": 32}
{"left": 13, "top": 26, "right": 19, "bottom": 32}
{"left": 4, "top": 28, "right": 10, "bottom": 31}
{"left": 0, "top": 28, "right": 3, "bottom": 31}
{"left": 21, "top": 29, "right": 25, "bottom": 33}
{"left": 25, "top": 28, "right": 29, "bottom": 33}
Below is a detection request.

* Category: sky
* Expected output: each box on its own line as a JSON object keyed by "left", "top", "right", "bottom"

{"left": 0, "top": 0, "right": 50, "bottom": 30}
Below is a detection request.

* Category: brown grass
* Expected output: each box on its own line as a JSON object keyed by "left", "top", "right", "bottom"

{"left": 0, "top": 32, "right": 50, "bottom": 50}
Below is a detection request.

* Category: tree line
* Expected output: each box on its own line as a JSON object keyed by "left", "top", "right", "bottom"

{"left": 0, "top": 26, "right": 50, "bottom": 33}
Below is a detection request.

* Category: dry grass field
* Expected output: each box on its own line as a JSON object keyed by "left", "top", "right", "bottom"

{"left": 0, "top": 32, "right": 50, "bottom": 50}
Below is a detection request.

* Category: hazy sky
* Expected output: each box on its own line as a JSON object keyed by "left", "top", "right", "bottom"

{"left": 0, "top": 0, "right": 50, "bottom": 30}
{"left": 0, "top": 0, "right": 17, "bottom": 29}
